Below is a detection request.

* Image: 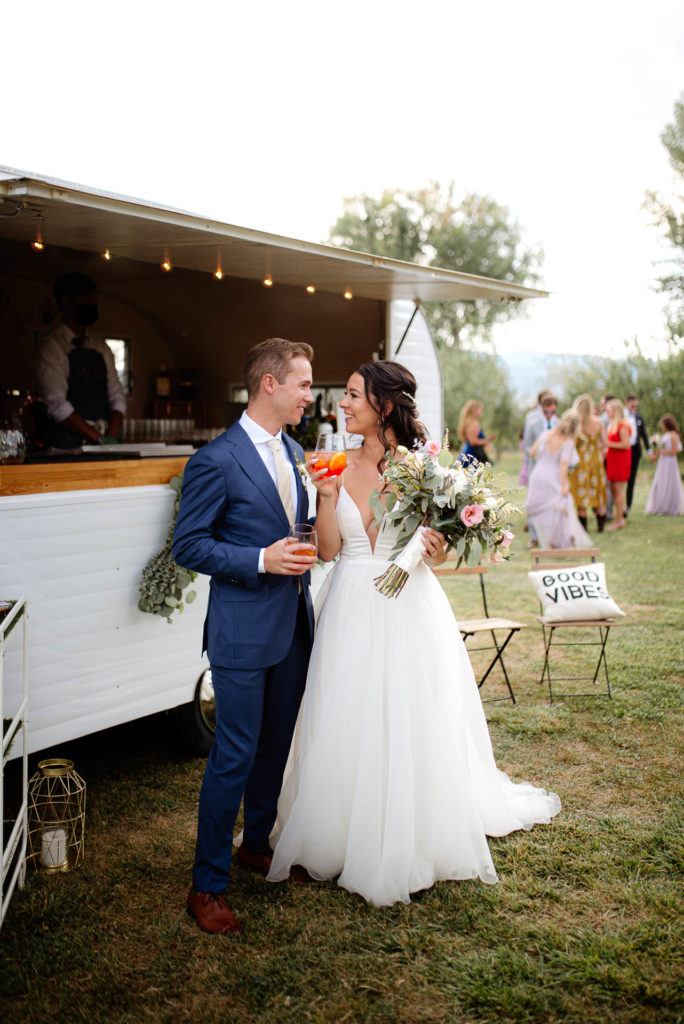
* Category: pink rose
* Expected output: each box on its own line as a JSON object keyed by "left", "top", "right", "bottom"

{"left": 424, "top": 440, "right": 441, "bottom": 456}
{"left": 489, "top": 549, "right": 504, "bottom": 563}
{"left": 503, "top": 529, "right": 515, "bottom": 543}
{"left": 460, "top": 504, "right": 484, "bottom": 527}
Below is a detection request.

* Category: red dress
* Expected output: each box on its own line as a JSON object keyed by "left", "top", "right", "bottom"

{"left": 606, "top": 422, "right": 631, "bottom": 482}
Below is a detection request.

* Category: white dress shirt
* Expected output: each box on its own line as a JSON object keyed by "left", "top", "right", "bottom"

{"left": 34, "top": 321, "right": 127, "bottom": 423}
{"left": 239, "top": 411, "right": 298, "bottom": 573}
{"left": 625, "top": 409, "right": 638, "bottom": 445}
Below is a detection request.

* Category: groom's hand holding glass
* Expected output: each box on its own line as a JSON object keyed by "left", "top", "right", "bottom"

{"left": 264, "top": 526, "right": 318, "bottom": 575}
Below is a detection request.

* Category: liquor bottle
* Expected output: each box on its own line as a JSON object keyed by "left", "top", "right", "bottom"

{"left": 155, "top": 364, "right": 171, "bottom": 398}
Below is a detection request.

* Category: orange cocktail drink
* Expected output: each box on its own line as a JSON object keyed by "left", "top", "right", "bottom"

{"left": 288, "top": 524, "right": 318, "bottom": 560}
{"left": 307, "top": 450, "right": 347, "bottom": 478}
{"left": 290, "top": 543, "right": 317, "bottom": 557}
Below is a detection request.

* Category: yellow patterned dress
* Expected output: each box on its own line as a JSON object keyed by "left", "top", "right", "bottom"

{"left": 569, "top": 430, "right": 607, "bottom": 510}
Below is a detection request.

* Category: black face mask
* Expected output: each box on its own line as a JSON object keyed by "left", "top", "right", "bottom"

{"left": 74, "top": 303, "right": 98, "bottom": 327}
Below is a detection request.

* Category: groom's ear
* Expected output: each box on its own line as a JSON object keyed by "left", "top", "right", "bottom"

{"left": 262, "top": 373, "right": 277, "bottom": 396}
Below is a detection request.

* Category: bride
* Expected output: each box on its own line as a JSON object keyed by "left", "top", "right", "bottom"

{"left": 268, "top": 361, "right": 560, "bottom": 906}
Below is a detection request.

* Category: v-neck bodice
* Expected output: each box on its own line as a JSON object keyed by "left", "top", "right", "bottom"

{"left": 336, "top": 485, "right": 397, "bottom": 561}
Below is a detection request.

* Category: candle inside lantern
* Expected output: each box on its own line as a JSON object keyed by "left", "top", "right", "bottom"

{"left": 40, "top": 828, "right": 67, "bottom": 868}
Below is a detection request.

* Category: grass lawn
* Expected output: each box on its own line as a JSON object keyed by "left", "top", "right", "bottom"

{"left": 1, "top": 453, "right": 682, "bottom": 1024}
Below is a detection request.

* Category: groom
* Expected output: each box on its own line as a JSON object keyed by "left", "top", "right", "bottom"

{"left": 173, "top": 337, "right": 317, "bottom": 934}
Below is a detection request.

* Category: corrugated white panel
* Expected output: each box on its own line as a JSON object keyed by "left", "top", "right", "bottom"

{"left": 387, "top": 301, "right": 444, "bottom": 442}
{"left": 0, "top": 486, "right": 209, "bottom": 756}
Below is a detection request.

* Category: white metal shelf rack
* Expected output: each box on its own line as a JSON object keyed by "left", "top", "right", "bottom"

{"left": 1, "top": 597, "right": 28, "bottom": 931}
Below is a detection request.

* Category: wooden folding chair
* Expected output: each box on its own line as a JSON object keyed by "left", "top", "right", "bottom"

{"left": 530, "top": 548, "right": 621, "bottom": 702}
{"left": 434, "top": 555, "right": 526, "bottom": 704}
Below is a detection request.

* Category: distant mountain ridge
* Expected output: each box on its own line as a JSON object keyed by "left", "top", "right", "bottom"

{"left": 497, "top": 349, "right": 590, "bottom": 405}
{"left": 497, "top": 350, "right": 544, "bottom": 404}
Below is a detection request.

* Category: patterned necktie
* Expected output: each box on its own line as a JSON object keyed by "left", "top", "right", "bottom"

{"left": 266, "top": 438, "right": 295, "bottom": 526}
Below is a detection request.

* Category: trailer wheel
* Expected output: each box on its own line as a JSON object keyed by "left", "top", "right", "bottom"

{"left": 177, "top": 669, "right": 216, "bottom": 756}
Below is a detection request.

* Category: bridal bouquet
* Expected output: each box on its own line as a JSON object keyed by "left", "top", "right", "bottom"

{"left": 370, "top": 437, "right": 521, "bottom": 598}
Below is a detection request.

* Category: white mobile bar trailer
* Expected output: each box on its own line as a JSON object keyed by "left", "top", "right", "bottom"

{"left": 0, "top": 169, "right": 547, "bottom": 758}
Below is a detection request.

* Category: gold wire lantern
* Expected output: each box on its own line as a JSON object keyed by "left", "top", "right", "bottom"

{"left": 27, "top": 759, "right": 86, "bottom": 873}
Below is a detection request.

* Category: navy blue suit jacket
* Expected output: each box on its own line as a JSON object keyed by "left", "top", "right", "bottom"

{"left": 172, "top": 421, "right": 314, "bottom": 669}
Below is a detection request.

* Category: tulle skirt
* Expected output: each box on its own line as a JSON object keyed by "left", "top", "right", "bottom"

{"left": 268, "top": 554, "right": 560, "bottom": 906}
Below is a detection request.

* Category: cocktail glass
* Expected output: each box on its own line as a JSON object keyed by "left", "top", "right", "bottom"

{"left": 287, "top": 524, "right": 318, "bottom": 559}
{"left": 307, "top": 433, "right": 347, "bottom": 478}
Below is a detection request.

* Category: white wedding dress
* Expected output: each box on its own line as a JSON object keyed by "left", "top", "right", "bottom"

{"left": 267, "top": 485, "right": 561, "bottom": 906}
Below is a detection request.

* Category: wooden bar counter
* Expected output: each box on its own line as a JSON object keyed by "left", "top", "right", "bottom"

{"left": 0, "top": 456, "right": 192, "bottom": 497}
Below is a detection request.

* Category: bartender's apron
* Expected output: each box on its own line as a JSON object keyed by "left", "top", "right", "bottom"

{"left": 45, "top": 344, "right": 111, "bottom": 450}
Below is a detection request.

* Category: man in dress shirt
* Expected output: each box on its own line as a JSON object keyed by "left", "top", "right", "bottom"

{"left": 34, "top": 272, "right": 126, "bottom": 449}
{"left": 624, "top": 394, "right": 651, "bottom": 516}
{"left": 173, "top": 337, "right": 317, "bottom": 934}
{"left": 522, "top": 392, "right": 558, "bottom": 545}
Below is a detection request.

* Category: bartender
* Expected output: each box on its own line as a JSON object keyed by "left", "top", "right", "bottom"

{"left": 34, "top": 272, "right": 126, "bottom": 450}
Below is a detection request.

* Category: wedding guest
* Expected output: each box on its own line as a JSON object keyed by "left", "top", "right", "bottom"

{"left": 569, "top": 394, "right": 608, "bottom": 532}
{"left": 600, "top": 394, "right": 616, "bottom": 521}
{"left": 605, "top": 399, "right": 632, "bottom": 531}
{"left": 645, "top": 414, "right": 683, "bottom": 515}
{"left": 599, "top": 394, "right": 615, "bottom": 429}
{"left": 624, "top": 394, "right": 651, "bottom": 516}
{"left": 458, "top": 400, "right": 496, "bottom": 464}
{"left": 520, "top": 389, "right": 551, "bottom": 486}
{"left": 526, "top": 409, "right": 591, "bottom": 549}
{"left": 522, "top": 392, "right": 559, "bottom": 546}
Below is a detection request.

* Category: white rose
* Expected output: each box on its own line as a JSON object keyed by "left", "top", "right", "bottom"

{"left": 447, "top": 468, "right": 468, "bottom": 493}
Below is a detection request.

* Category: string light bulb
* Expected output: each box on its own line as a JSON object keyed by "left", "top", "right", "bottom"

{"left": 306, "top": 285, "right": 315, "bottom": 295}
{"left": 343, "top": 289, "right": 353, "bottom": 300}
{"left": 214, "top": 249, "right": 223, "bottom": 279}
{"left": 31, "top": 213, "right": 44, "bottom": 251}
{"left": 102, "top": 249, "right": 111, "bottom": 261}
{"left": 160, "top": 255, "right": 173, "bottom": 273}
{"left": 262, "top": 276, "right": 273, "bottom": 288}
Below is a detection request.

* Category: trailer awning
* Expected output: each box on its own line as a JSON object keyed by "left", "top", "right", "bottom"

{"left": 0, "top": 169, "right": 548, "bottom": 304}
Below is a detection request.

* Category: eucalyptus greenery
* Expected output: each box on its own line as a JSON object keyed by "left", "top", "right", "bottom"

{"left": 370, "top": 440, "right": 520, "bottom": 568}
{"left": 138, "top": 474, "right": 197, "bottom": 622}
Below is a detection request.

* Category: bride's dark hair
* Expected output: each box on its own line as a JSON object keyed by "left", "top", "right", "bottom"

{"left": 356, "top": 360, "right": 427, "bottom": 470}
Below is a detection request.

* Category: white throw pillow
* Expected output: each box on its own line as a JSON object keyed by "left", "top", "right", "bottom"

{"left": 528, "top": 562, "right": 625, "bottom": 622}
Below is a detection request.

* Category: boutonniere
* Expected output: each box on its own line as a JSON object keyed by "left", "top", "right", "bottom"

{"left": 294, "top": 453, "right": 310, "bottom": 484}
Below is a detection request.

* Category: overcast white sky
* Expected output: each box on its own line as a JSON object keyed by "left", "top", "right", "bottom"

{"left": 3, "top": 0, "right": 683, "bottom": 358}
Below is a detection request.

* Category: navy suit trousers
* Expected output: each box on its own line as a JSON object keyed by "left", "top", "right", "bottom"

{"left": 192, "top": 594, "right": 311, "bottom": 893}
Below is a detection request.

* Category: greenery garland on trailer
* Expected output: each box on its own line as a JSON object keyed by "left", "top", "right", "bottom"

{"left": 139, "top": 473, "right": 197, "bottom": 622}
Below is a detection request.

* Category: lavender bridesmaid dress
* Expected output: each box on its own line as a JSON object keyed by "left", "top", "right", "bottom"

{"left": 645, "top": 433, "right": 683, "bottom": 515}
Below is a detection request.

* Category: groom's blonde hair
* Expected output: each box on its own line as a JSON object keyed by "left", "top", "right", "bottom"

{"left": 243, "top": 337, "right": 314, "bottom": 399}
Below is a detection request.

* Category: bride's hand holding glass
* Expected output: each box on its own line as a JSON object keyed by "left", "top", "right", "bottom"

{"left": 306, "top": 434, "right": 347, "bottom": 494}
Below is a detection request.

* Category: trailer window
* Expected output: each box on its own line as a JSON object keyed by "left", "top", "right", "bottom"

{"left": 105, "top": 337, "right": 131, "bottom": 396}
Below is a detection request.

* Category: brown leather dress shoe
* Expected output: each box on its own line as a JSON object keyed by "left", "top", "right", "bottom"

{"left": 236, "top": 846, "right": 313, "bottom": 885}
{"left": 289, "top": 864, "right": 314, "bottom": 886}
{"left": 236, "top": 846, "right": 272, "bottom": 876}
{"left": 187, "top": 887, "right": 242, "bottom": 934}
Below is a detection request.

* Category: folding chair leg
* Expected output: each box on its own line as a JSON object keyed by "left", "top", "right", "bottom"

{"left": 591, "top": 626, "right": 613, "bottom": 697}
{"left": 539, "top": 623, "right": 613, "bottom": 702}
{"left": 539, "top": 624, "right": 553, "bottom": 699}
{"left": 476, "top": 629, "right": 517, "bottom": 704}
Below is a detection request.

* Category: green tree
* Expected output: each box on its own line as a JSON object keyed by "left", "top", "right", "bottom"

{"left": 330, "top": 183, "right": 543, "bottom": 348}
{"left": 543, "top": 346, "right": 684, "bottom": 436}
{"left": 646, "top": 95, "right": 684, "bottom": 344}
{"left": 440, "top": 348, "right": 520, "bottom": 453}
